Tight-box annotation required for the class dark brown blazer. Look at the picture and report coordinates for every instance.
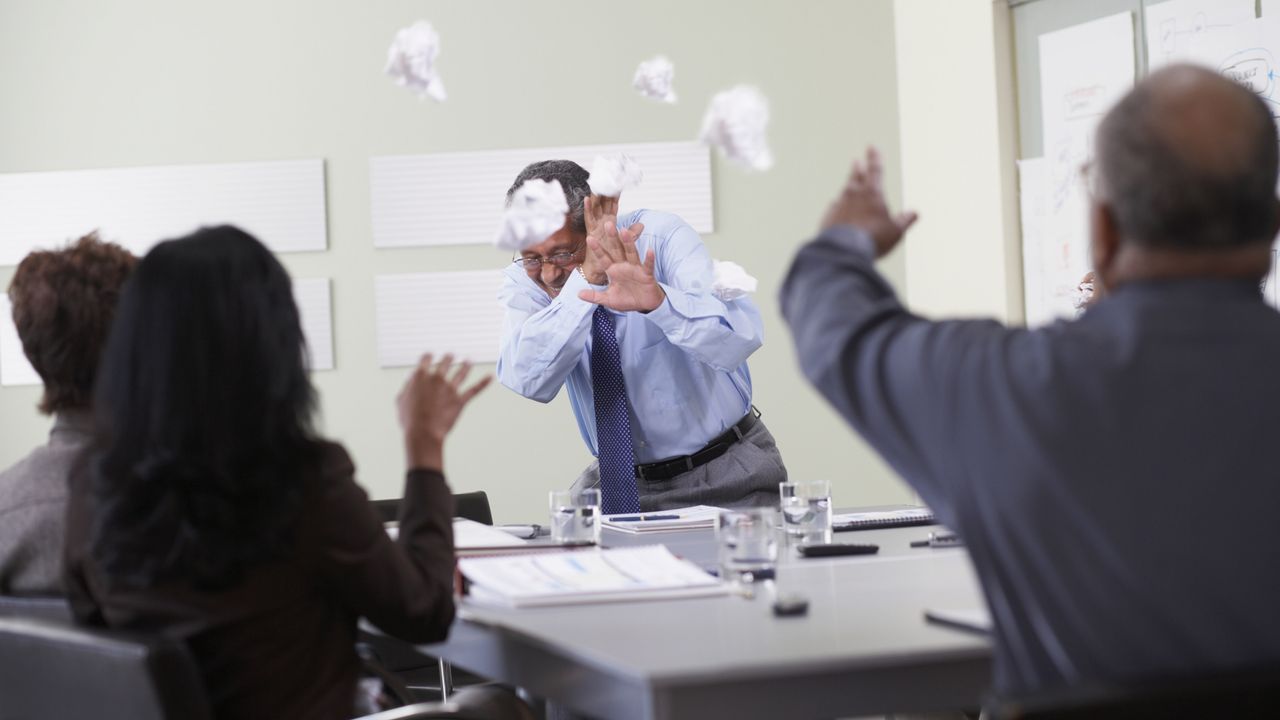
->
[64,441,455,720]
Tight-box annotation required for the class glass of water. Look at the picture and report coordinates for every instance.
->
[779,479,833,546]
[549,488,601,545]
[716,507,779,584]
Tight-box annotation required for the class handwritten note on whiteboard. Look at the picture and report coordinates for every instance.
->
[1036,12,1135,322]
[1145,0,1255,70]
[375,270,506,366]
[292,278,335,372]
[0,296,41,387]
[370,141,712,248]
[0,159,328,266]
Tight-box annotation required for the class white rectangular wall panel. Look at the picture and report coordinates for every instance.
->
[0,296,41,387]
[375,270,505,366]
[0,159,328,266]
[293,277,335,372]
[371,141,713,248]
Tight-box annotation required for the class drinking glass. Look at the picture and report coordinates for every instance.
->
[779,479,833,545]
[716,507,778,584]
[549,488,601,544]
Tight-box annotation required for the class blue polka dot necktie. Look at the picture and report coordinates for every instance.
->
[591,306,642,515]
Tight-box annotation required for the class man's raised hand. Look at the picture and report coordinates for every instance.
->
[577,221,664,313]
[821,146,919,258]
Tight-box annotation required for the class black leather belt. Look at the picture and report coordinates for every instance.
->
[634,406,762,481]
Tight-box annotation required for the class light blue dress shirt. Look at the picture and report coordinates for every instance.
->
[497,209,764,464]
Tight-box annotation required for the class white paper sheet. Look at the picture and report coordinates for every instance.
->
[1181,16,1280,121]
[1036,13,1135,322]
[0,295,41,387]
[370,141,712,248]
[292,278,334,372]
[375,270,505,367]
[1145,0,1256,70]
[1018,158,1054,327]
[0,159,328,267]
[454,518,529,548]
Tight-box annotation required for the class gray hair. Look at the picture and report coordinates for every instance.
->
[506,160,592,234]
[1096,66,1279,249]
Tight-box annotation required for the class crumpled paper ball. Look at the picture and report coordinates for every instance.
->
[588,154,644,197]
[494,179,569,252]
[700,85,773,171]
[385,21,448,102]
[633,56,677,103]
[711,260,758,301]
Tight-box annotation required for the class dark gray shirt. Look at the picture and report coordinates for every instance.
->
[0,411,93,594]
[781,225,1280,694]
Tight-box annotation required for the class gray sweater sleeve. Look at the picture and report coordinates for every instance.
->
[779,225,1010,524]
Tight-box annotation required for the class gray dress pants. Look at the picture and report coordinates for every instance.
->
[570,418,787,510]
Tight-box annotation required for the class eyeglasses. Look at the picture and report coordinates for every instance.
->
[512,246,583,270]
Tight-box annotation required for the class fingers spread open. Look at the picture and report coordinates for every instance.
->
[461,375,493,403]
[435,353,455,379]
[450,360,472,389]
[867,146,883,188]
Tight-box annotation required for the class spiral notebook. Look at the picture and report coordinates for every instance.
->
[832,507,936,532]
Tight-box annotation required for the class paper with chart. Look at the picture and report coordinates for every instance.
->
[292,278,335,372]
[1181,16,1280,307]
[0,159,328,267]
[1034,13,1135,322]
[0,295,41,387]
[1018,158,1052,326]
[1145,0,1256,70]
[374,269,506,366]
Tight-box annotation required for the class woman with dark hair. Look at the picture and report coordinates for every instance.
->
[64,225,489,720]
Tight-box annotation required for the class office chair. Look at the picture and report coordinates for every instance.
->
[987,662,1280,719]
[0,593,73,622]
[0,616,534,720]
[372,490,494,526]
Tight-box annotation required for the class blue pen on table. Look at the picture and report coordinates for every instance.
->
[611,514,681,522]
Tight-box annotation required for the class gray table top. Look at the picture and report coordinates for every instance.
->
[425,521,993,718]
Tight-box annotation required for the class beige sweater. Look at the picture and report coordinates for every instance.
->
[0,411,92,594]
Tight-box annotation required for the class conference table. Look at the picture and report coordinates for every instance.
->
[422,518,993,720]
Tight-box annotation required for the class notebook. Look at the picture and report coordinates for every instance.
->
[459,545,727,607]
[832,507,936,532]
[601,505,722,534]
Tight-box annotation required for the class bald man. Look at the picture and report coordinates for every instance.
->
[782,65,1280,696]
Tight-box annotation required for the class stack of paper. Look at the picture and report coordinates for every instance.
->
[459,545,726,608]
[832,507,936,532]
[601,505,722,534]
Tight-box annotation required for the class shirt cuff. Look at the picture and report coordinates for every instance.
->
[640,283,687,332]
[822,224,878,258]
[556,269,605,313]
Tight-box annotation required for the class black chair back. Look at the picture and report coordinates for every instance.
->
[0,594,73,623]
[373,491,494,526]
[0,616,212,720]
[989,662,1280,719]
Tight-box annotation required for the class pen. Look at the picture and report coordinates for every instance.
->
[611,514,681,522]
[910,532,962,548]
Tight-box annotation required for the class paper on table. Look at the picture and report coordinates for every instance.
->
[494,178,568,252]
[1145,0,1255,70]
[0,295,40,387]
[588,154,644,197]
[375,270,505,367]
[711,260,757,301]
[1037,13,1135,322]
[0,159,328,267]
[601,504,722,533]
[454,518,529,548]
[370,141,712,248]
[633,55,677,103]
[460,545,724,607]
[385,20,447,102]
[292,278,334,372]
[699,85,773,171]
